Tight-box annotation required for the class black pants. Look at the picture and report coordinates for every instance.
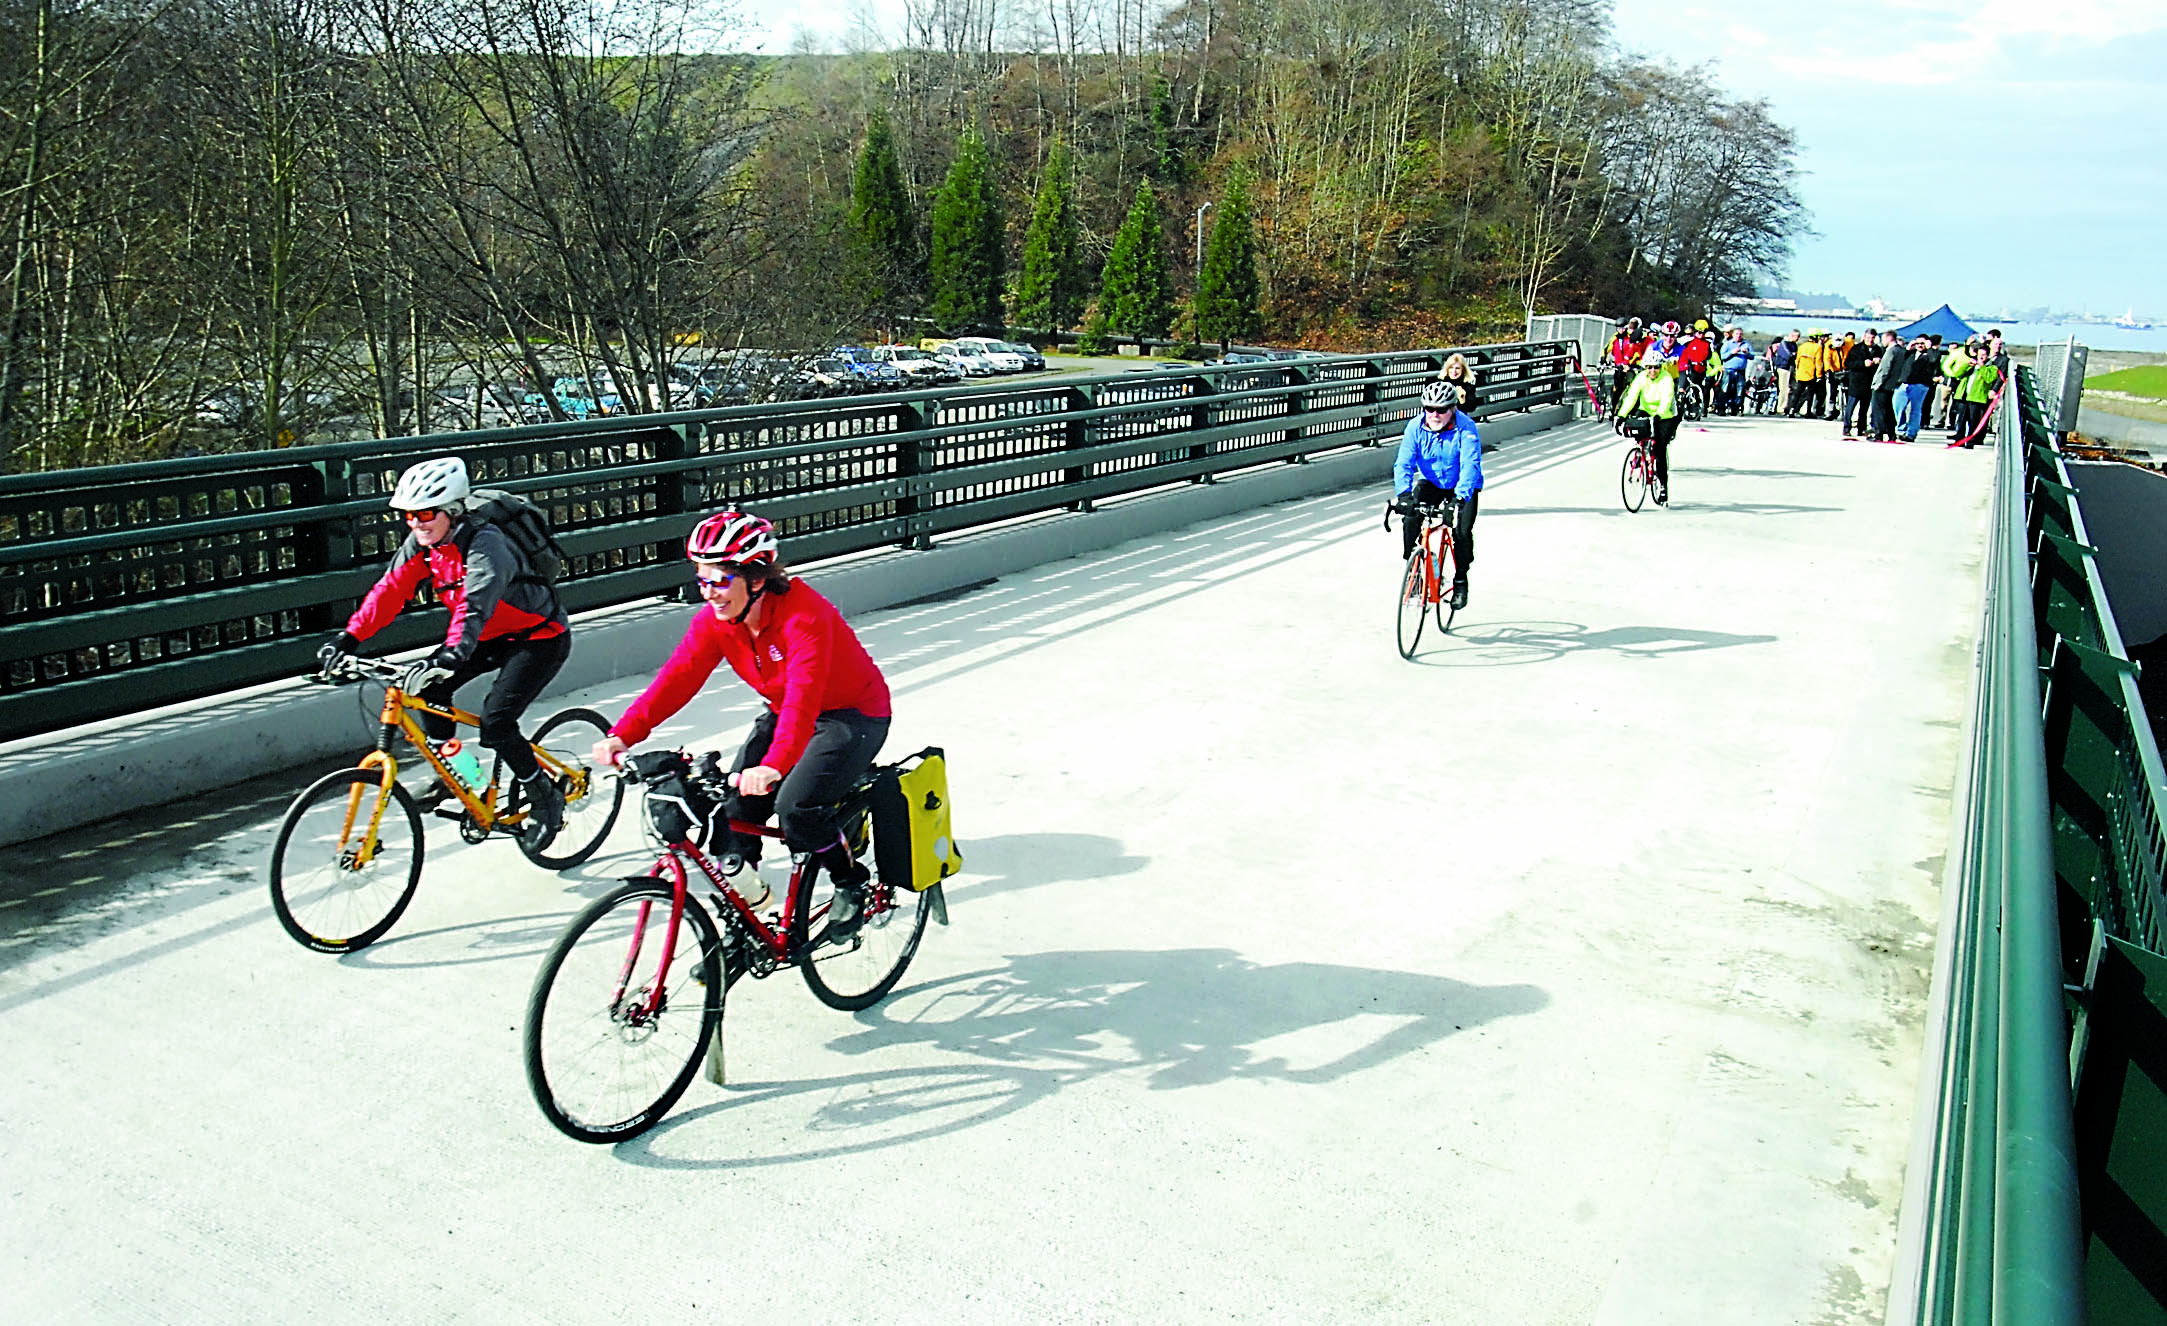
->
[728,707,891,858]
[1650,415,1678,488]
[1401,480,1478,585]
[1611,367,1632,412]
[1841,384,1871,435]
[1870,387,1897,439]
[417,630,571,779]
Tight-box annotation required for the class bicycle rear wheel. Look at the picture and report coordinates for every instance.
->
[524,879,722,1143]
[515,706,625,870]
[1395,548,1429,659]
[269,768,424,953]
[1621,445,1648,512]
[795,855,930,1012]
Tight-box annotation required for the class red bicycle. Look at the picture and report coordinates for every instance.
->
[1388,498,1458,657]
[522,749,945,1143]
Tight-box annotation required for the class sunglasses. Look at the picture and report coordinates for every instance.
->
[402,507,444,523]
[1422,406,1454,416]
[694,569,743,593]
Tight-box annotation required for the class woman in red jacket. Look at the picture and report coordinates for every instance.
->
[593,510,891,917]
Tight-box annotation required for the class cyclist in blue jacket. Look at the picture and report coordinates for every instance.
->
[1393,380,1484,610]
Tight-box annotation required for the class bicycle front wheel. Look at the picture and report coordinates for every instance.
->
[1435,536,1458,633]
[524,879,722,1143]
[1395,548,1429,659]
[1621,445,1648,512]
[795,857,931,1012]
[517,706,625,870]
[269,768,425,953]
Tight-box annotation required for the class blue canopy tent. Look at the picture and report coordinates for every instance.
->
[1892,304,1976,343]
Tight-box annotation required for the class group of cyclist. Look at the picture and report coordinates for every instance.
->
[317,457,891,921]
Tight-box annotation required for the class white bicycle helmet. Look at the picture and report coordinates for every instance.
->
[389,456,471,512]
[1419,381,1458,412]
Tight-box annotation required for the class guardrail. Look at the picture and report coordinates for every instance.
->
[0,341,1575,739]
[1894,357,2167,1323]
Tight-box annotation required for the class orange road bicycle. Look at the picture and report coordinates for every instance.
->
[267,654,625,952]
[1387,498,1458,658]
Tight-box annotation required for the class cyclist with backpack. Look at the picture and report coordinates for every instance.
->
[318,456,570,846]
[591,511,893,936]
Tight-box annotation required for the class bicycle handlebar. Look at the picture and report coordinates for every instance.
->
[313,654,408,687]
[1383,497,1455,532]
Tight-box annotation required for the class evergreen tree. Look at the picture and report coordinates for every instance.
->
[1195,169,1262,345]
[1097,180,1173,339]
[927,130,1005,333]
[1014,141,1082,331]
[848,113,919,308]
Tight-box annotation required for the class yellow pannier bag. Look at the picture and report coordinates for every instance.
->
[870,747,962,892]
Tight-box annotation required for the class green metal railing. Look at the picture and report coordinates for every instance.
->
[1898,361,2167,1324]
[0,342,1575,738]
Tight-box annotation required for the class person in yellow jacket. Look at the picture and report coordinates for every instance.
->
[1940,342,1974,436]
[1616,348,1680,505]
[1787,333,1823,418]
[1953,344,2000,446]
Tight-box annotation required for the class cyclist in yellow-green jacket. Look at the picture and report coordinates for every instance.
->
[1615,348,1680,505]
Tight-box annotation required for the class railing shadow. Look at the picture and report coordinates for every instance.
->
[616,947,1547,1169]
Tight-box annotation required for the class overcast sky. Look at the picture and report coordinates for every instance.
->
[727,0,2167,318]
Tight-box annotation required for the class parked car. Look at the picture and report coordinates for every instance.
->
[870,344,961,385]
[927,340,997,377]
[951,336,1028,373]
[995,340,1046,371]
[826,350,908,392]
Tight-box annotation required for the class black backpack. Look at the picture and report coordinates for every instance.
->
[465,487,568,587]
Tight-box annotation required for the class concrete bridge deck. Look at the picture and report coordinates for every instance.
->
[0,413,1992,1324]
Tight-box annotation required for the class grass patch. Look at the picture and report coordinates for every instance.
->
[2085,365,2167,400]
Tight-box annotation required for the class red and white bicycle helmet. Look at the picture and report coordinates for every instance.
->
[685,509,779,566]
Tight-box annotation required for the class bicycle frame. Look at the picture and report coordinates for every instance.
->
[346,674,586,834]
[1416,510,1455,605]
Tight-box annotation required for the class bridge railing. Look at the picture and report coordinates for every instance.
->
[0,342,1574,739]
[1895,357,2167,1323]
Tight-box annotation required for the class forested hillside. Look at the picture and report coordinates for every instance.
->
[0,0,1802,469]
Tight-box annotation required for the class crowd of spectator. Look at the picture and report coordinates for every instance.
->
[1600,319,2011,446]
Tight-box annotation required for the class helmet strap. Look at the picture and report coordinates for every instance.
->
[730,579,767,626]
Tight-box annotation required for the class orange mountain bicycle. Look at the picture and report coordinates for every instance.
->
[267,654,625,952]
[1388,497,1458,657]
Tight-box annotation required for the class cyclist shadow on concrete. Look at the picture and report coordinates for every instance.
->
[619,949,1545,1170]
[846,949,1546,1089]
[947,832,1148,900]
[1412,619,1778,668]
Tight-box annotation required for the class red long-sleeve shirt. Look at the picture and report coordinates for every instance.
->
[611,581,891,774]
[345,523,565,659]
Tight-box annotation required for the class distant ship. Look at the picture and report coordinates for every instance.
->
[2115,308,2154,329]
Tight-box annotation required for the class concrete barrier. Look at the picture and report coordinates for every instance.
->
[0,405,1570,846]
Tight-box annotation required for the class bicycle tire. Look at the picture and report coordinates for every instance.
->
[1435,535,1458,633]
[515,707,625,870]
[1395,547,1429,659]
[524,879,722,1143]
[1621,446,1648,513]
[269,767,425,953]
[794,853,930,1012]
